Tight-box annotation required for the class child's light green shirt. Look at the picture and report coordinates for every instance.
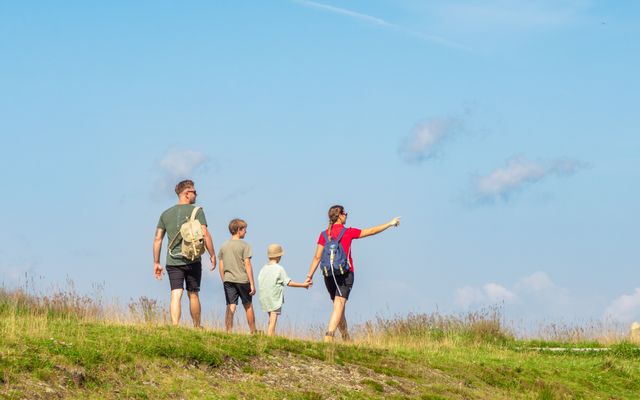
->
[258,262,291,312]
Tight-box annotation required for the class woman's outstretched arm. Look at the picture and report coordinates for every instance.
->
[358,217,401,238]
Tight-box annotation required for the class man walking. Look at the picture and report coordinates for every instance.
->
[153,179,216,327]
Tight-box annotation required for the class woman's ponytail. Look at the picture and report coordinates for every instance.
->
[327,205,344,239]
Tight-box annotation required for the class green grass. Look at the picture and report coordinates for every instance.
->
[1,288,639,399]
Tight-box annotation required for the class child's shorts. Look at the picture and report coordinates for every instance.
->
[224,282,252,305]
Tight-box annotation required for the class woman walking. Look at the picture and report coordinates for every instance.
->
[305,205,400,342]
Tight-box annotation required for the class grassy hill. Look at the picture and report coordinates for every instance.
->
[1,288,639,399]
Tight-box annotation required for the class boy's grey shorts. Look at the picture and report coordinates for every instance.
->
[224,281,252,305]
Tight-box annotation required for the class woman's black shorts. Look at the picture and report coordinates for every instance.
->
[324,271,354,300]
[166,262,202,292]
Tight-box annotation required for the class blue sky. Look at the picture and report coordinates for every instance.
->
[1,1,638,333]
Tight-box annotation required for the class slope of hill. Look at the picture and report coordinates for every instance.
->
[1,289,639,399]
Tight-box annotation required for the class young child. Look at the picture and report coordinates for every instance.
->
[258,243,310,336]
[218,218,257,334]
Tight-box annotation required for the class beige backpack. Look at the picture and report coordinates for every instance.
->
[168,206,206,262]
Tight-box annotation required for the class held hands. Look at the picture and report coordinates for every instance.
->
[388,216,401,228]
[304,275,313,289]
[154,263,164,280]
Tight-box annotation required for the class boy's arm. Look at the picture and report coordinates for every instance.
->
[288,281,311,289]
[358,217,401,238]
[218,259,225,282]
[244,258,256,295]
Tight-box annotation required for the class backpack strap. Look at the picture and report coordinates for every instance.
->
[167,231,181,257]
[189,206,201,222]
[321,231,329,242]
[336,227,347,242]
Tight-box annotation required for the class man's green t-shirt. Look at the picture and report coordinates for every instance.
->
[157,204,207,266]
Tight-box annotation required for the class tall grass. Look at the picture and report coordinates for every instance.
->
[354,306,513,350]
[0,285,634,346]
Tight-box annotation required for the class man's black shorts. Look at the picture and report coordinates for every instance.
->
[166,262,202,292]
[324,271,354,300]
[224,281,253,305]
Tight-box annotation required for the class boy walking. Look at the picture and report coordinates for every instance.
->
[218,219,256,333]
[258,244,310,336]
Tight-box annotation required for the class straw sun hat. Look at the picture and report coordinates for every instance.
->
[267,243,284,258]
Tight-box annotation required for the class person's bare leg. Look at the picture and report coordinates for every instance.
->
[338,313,350,341]
[244,303,257,333]
[225,304,237,333]
[325,296,347,342]
[187,291,201,328]
[267,312,278,336]
[170,289,184,326]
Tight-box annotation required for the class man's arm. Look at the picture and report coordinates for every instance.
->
[201,225,216,271]
[244,258,256,295]
[153,228,166,280]
[358,217,401,238]
[304,244,324,285]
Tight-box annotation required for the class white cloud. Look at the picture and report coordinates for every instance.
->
[159,148,207,179]
[484,282,517,303]
[473,155,586,201]
[455,271,574,314]
[398,118,461,164]
[515,271,554,292]
[454,286,485,308]
[154,148,209,198]
[454,283,516,308]
[604,289,640,323]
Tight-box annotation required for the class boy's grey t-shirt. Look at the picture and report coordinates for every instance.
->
[157,204,207,266]
[218,240,252,283]
[258,263,291,312]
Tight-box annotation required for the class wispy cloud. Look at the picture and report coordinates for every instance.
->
[473,155,586,201]
[292,0,468,50]
[294,0,389,26]
[515,271,554,292]
[398,117,462,164]
[455,283,517,308]
[605,289,640,324]
[153,148,209,198]
[455,271,570,310]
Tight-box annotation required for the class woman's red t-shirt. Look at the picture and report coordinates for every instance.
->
[317,224,362,272]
